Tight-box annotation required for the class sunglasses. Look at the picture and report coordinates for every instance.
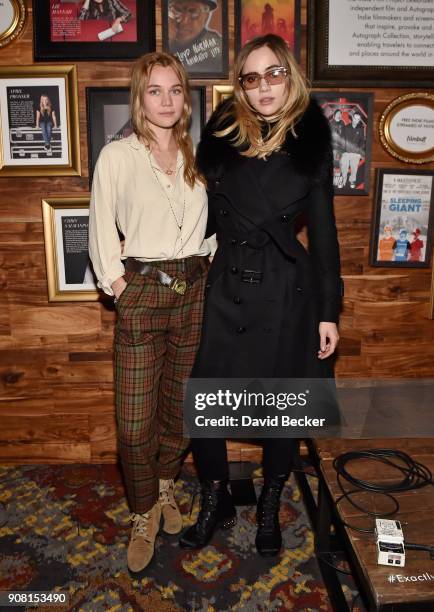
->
[238,66,288,90]
[168,5,210,20]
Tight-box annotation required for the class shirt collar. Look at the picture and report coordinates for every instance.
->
[127,133,184,169]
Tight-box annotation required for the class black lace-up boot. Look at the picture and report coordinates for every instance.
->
[179,480,237,549]
[255,474,287,557]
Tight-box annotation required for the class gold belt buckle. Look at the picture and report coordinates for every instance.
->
[170,278,187,295]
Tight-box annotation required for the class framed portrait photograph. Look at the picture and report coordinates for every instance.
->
[312,92,374,195]
[235,0,300,57]
[0,0,26,48]
[308,0,434,87]
[379,93,434,165]
[0,65,81,177]
[162,0,229,78]
[33,0,155,61]
[42,196,100,302]
[86,85,206,185]
[370,169,434,268]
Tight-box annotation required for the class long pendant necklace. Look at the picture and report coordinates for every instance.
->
[147,147,186,257]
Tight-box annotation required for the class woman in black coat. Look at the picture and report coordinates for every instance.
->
[180,34,343,556]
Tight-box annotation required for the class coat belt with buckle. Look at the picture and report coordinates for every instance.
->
[124,258,203,295]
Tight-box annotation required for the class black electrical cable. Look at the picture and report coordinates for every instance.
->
[331,449,434,556]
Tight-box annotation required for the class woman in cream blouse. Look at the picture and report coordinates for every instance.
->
[89,52,213,577]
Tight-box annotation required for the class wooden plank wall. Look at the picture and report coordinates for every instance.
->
[0,0,433,464]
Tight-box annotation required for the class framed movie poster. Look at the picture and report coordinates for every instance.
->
[0,0,26,48]
[42,197,100,302]
[312,92,374,195]
[0,65,81,177]
[308,0,434,87]
[370,169,434,268]
[86,85,206,185]
[162,0,229,78]
[235,0,300,57]
[33,0,155,61]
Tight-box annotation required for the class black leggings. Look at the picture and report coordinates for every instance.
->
[191,437,299,481]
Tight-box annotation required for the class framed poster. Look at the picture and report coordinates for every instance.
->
[312,92,374,195]
[308,0,434,87]
[0,65,80,177]
[379,93,434,165]
[0,0,26,48]
[33,0,155,61]
[370,169,434,268]
[235,0,300,58]
[162,0,229,78]
[42,196,100,302]
[86,85,206,185]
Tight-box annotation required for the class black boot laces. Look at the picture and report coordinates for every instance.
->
[258,483,283,532]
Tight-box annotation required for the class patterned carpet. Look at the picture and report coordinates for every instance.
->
[0,463,363,611]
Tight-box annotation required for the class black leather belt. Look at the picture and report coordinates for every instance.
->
[124,258,205,295]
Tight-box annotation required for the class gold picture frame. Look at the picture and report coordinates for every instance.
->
[212,85,233,111]
[0,0,26,48]
[0,65,81,176]
[42,197,100,302]
[379,93,434,165]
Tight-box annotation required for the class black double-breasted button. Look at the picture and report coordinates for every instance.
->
[236,326,246,333]
[296,286,303,292]
[233,296,242,304]
[263,327,272,333]
[230,266,239,274]
[220,209,229,217]
[230,239,237,246]
[281,215,289,222]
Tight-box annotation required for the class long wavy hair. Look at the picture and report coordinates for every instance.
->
[215,34,310,159]
[130,52,199,188]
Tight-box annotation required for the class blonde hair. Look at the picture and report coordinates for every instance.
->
[216,34,310,159]
[130,51,199,188]
[39,95,52,113]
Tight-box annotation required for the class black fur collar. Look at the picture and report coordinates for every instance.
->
[196,97,332,185]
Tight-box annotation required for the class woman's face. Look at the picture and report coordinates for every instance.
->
[241,45,288,118]
[142,65,185,130]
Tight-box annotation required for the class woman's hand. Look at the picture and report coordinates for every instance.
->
[112,275,127,300]
[112,17,124,32]
[318,322,339,359]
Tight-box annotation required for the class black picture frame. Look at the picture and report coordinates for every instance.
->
[370,169,434,268]
[235,0,301,58]
[161,0,229,79]
[86,87,132,185]
[312,92,374,196]
[190,86,206,151]
[33,0,155,62]
[86,85,206,186]
[308,0,434,88]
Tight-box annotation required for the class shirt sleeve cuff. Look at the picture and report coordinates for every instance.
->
[97,263,126,296]
[206,234,218,256]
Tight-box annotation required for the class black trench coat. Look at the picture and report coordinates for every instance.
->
[192,98,343,380]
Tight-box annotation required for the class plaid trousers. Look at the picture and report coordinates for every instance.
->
[114,256,208,514]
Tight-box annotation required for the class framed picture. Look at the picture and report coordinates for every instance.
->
[86,85,206,185]
[235,0,300,58]
[370,169,434,268]
[0,65,81,177]
[379,93,434,165]
[162,0,229,78]
[33,0,155,61]
[312,92,374,195]
[86,87,132,184]
[0,0,26,48]
[308,0,434,87]
[42,196,100,302]
[212,84,233,111]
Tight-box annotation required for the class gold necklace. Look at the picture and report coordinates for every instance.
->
[146,147,186,256]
